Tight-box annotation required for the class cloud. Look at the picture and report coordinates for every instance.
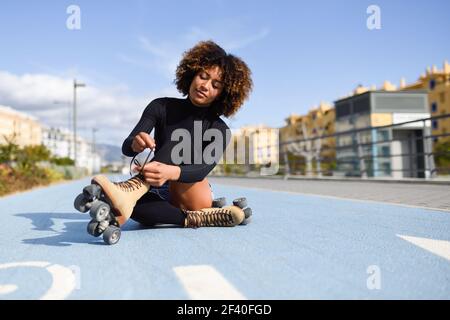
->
[117,23,269,78]
[0,70,178,146]
[224,27,270,50]
[116,37,182,80]
[137,36,168,58]
[183,24,270,51]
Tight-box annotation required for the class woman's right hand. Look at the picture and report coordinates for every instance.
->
[131,132,156,153]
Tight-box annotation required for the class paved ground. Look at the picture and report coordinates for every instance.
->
[0,175,449,299]
[209,176,450,212]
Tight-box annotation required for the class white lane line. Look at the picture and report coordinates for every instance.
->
[397,234,450,262]
[173,265,246,300]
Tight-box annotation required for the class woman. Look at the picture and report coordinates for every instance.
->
[91,40,253,228]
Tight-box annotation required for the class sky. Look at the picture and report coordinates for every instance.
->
[0,0,449,146]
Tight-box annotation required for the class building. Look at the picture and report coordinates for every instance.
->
[232,125,279,167]
[0,105,42,147]
[0,105,101,174]
[400,60,450,143]
[280,102,335,145]
[41,126,73,159]
[279,102,336,175]
[334,90,432,178]
[42,126,101,174]
[214,125,279,175]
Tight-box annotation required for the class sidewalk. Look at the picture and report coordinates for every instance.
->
[209,175,450,212]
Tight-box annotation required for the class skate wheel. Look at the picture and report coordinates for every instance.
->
[243,207,252,219]
[87,219,102,237]
[90,201,111,222]
[83,184,102,201]
[74,193,90,212]
[212,197,226,208]
[103,226,121,245]
[240,216,252,225]
[233,197,247,209]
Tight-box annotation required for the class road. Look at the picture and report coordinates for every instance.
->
[0,175,449,299]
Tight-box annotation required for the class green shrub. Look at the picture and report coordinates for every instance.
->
[434,140,450,164]
[0,140,69,196]
[50,157,75,166]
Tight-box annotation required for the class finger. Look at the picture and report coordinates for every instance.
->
[132,142,144,153]
[144,172,162,180]
[135,135,147,148]
[140,132,156,149]
[131,141,145,152]
[143,162,161,173]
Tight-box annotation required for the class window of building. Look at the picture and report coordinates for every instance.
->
[381,146,390,157]
[377,130,390,142]
[336,102,351,118]
[432,120,438,130]
[381,162,391,175]
[429,79,436,90]
[349,117,355,125]
[353,95,371,114]
[431,102,438,113]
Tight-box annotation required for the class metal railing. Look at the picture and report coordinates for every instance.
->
[283,113,450,178]
[217,113,450,179]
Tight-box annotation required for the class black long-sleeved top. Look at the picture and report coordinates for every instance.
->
[122,97,230,183]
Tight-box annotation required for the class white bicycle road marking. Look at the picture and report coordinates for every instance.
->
[397,235,450,262]
[0,261,76,300]
[0,285,18,295]
[173,265,246,300]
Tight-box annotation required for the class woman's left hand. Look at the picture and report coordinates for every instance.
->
[136,161,181,186]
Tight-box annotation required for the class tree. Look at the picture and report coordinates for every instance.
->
[284,122,325,176]
[434,139,450,174]
[0,135,20,164]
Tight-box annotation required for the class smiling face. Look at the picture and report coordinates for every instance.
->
[188,65,224,107]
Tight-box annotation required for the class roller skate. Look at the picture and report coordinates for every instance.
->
[211,196,252,225]
[74,173,151,245]
[182,205,245,228]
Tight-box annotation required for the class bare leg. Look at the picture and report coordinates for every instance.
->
[169,178,213,211]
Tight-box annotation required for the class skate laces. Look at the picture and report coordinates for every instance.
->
[114,175,146,192]
[184,208,234,228]
[129,149,153,177]
[112,149,154,192]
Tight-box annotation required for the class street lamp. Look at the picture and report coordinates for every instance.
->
[73,79,86,166]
